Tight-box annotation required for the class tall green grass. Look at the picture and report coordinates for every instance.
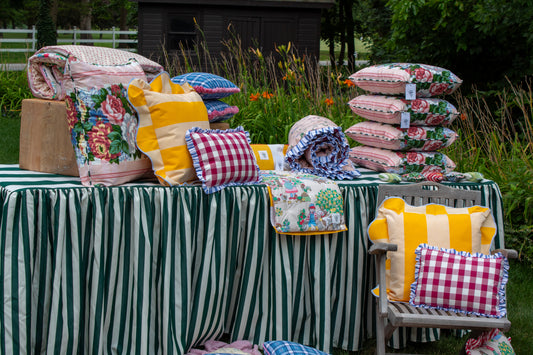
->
[445,81,533,263]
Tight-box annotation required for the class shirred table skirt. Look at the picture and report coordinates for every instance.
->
[0,165,505,354]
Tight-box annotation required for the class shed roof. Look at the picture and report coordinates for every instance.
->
[133,0,335,8]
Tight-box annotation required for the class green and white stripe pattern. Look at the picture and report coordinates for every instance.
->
[0,165,505,354]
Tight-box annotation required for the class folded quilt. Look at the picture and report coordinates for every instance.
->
[261,170,347,235]
[27,45,164,100]
[285,115,360,180]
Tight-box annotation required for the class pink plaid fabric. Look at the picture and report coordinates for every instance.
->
[410,244,508,318]
[186,127,260,193]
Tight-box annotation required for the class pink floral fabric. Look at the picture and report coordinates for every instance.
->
[347,95,459,126]
[66,84,152,186]
[27,45,164,100]
[349,146,456,174]
[349,63,462,97]
[345,121,457,151]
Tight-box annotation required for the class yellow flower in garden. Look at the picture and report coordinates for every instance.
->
[325,98,334,106]
[262,91,273,99]
[250,93,260,101]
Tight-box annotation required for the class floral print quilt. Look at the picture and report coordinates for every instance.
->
[260,170,347,235]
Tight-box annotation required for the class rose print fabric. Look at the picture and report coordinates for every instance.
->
[349,146,456,175]
[349,63,462,97]
[260,170,347,235]
[65,83,153,186]
[345,121,458,151]
[348,95,459,126]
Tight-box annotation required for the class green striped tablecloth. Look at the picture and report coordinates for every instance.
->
[0,165,505,354]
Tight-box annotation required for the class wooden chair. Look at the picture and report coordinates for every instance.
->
[369,181,518,355]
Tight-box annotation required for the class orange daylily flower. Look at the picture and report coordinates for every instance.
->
[343,79,355,87]
[262,91,274,99]
[324,98,334,106]
[250,93,260,101]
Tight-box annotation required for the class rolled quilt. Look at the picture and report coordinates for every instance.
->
[285,115,360,180]
[27,45,164,100]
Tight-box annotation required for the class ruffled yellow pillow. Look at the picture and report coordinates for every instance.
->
[368,197,496,302]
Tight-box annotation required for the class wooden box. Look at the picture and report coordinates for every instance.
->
[19,99,232,177]
[19,99,79,176]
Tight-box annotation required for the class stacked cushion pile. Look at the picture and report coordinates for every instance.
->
[171,72,240,123]
[346,63,462,182]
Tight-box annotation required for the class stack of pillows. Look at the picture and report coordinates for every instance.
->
[345,63,463,182]
[171,72,240,123]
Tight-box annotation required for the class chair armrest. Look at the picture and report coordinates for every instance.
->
[492,248,519,259]
[369,242,398,255]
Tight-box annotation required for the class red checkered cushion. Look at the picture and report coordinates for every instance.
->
[410,244,509,318]
[185,126,261,193]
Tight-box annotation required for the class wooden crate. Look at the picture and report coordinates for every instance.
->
[19,99,79,176]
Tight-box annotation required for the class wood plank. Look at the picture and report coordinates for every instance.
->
[19,99,79,176]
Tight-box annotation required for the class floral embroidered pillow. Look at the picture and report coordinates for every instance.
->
[345,121,458,151]
[349,63,462,97]
[347,95,459,126]
[65,83,152,186]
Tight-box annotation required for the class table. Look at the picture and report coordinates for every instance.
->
[0,164,505,354]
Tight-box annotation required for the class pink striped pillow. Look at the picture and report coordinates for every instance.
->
[349,146,456,174]
[345,121,457,151]
[347,95,459,126]
[64,58,147,96]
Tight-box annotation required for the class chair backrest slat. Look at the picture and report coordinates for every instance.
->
[377,181,481,208]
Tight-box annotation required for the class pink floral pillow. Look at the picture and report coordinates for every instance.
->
[66,84,153,186]
[185,126,261,193]
[349,145,456,174]
[411,244,509,318]
[345,121,457,151]
[347,95,459,126]
[349,63,462,97]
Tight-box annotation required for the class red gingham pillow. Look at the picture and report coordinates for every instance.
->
[185,126,261,193]
[410,244,509,318]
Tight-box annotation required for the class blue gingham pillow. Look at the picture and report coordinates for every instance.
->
[204,100,239,122]
[171,72,240,99]
[263,341,330,355]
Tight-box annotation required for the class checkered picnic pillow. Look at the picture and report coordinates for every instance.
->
[263,341,330,355]
[185,126,260,193]
[410,244,509,318]
[171,72,240,99]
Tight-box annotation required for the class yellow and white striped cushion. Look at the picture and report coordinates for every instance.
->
[368,197,496,302]
[128,72,210,186]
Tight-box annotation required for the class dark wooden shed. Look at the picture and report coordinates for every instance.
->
[133,0,334,63]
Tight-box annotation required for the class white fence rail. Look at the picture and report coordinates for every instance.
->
[0,26,137,54]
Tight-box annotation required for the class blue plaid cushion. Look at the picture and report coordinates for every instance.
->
[263,341,330,355]
[204,100,239,122]
[171,72,240,99]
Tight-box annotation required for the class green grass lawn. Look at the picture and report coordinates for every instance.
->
[0,113,21,163]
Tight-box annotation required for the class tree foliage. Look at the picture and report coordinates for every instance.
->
[377,0,533,89]
[36,0,57,48]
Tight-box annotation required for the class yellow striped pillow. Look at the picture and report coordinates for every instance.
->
[127,72,210,185]
[368,197,496,302]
